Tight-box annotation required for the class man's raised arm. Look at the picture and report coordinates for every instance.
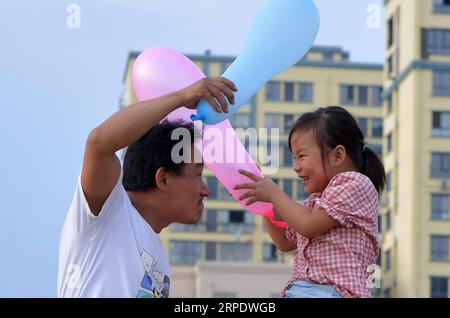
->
[81,77,237,215]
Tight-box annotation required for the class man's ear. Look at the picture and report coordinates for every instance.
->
[155,167,168,191]
[332,145,346,166]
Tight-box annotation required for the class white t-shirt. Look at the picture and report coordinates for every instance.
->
[58,172,170,298]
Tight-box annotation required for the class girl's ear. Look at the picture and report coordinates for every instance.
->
[332,145,346,166]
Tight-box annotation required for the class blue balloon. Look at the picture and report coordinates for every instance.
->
[191,0,320,124]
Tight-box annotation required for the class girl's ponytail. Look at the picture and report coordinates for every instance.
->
[361,146,386,195]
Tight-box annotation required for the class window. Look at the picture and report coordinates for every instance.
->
[434,0,450,13]
[266,81,280,101]
[169,222,206,232]
[217,182,232,200]
[431,277,448,298]
[432,194,450,220]
[371,86,383,106]
[229,210,245,223]
[299,83,313,103]
[340,85,355,105]
[220,242,253,262]
[283,179,293,197]
[378,215,382,233]
[219,62,227,75]
[424,29,450,56]
[387,56,393,76]
[385,249,391,271]
[376,249,382,266]
[217,210,253,233]
[297,181,308,200]
[206,242,216,261]
[230,113,250,129]
[387,96,393,114]
[169,240,202,265]
[433,71,450,96]
[265,113,280,129]
[206,209,217,232]
[261,138,278,168]
[387,17,394,48]
[358,118,368,137]
[207,176,218,199]
[387,132,393,154]
[263,243,277,262]
[372,118,383,138]
[432,111,450,136]
[385,210,391,231]
[431,152,450,178]
[283,114,294,134]
[359,86,368,106]
[323,52,333,61]
[284,82,294,102]
[431,235,449,261]
[386,171,392,192]
[368,144,383,158]
[283,144,293,167]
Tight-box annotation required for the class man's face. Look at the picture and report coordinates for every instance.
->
[166,162,210,224]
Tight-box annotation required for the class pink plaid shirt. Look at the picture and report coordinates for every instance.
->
[282,171,379,298]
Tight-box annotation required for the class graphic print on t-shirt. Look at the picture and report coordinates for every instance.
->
[136,249,170,298]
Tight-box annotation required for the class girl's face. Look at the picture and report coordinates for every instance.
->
[290,130,332,194]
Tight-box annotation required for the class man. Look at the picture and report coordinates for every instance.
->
[58,77,237,297]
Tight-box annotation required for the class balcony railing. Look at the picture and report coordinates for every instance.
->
[169,222,254,234]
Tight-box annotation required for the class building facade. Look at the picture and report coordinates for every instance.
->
[380,0,450,298]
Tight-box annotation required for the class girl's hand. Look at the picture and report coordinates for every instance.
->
[233,169,282,206]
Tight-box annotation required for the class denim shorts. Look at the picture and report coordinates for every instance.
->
[284,280,344,298]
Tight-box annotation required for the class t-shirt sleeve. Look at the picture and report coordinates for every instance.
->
[285,225,297,242]
[64,171,125,236]
[313,174,377,230]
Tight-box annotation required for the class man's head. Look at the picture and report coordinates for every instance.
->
[123,120,210,225]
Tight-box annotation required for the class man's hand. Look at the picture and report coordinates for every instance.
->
[233,169,282,206]
[180,77,237,113]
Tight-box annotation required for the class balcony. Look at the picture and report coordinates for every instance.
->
[169,222,254,234]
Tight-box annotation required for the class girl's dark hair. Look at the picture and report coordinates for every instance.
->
[288,106,386,194]
[122,119,199,192]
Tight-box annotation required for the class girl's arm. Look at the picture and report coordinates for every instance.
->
[234,169,339,239]
[263,217,296,252]
[271,191,339,239]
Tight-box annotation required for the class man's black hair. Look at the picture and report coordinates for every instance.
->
[122,119,198,192]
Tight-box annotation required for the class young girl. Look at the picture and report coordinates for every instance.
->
[233,106,385,298]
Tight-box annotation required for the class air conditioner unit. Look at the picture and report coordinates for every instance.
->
[441,180,450,191]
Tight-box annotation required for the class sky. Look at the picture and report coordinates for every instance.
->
[0,0,384,297]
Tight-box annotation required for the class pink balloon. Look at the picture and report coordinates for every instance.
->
[132,47,286,229]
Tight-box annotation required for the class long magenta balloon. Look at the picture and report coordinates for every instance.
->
[132,47,286,228]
